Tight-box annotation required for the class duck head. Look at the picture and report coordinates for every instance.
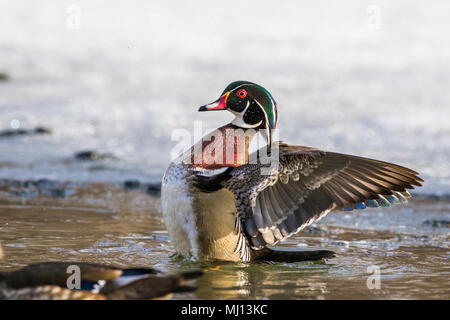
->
[199,81,277,148]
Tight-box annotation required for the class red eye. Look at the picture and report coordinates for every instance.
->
[236,89,247,98]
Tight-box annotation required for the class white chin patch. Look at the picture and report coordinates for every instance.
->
[193,167,229,176]
[231,116,262,128]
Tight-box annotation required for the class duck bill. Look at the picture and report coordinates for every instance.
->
[198,92,230,111]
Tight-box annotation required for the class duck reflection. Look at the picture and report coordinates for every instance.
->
[193,259,331,299]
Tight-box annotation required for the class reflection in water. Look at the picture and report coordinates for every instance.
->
[0,184,448,299]
[195,261,332,300]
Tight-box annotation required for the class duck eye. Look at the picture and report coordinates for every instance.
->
[236,89,247,98]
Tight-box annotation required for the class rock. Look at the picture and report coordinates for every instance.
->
[74,151,117,161]
[0,179,68,199]
[0,129,27,137]
[0,127,52,138]
[146,183,161,196]
[123,180,140,191]
[422,220,450,228]
[36,179,54,189]
[149,234,170,241]
[74,151,102,161]
[49,188,66,198]
[304,226,323,234]
[32,179,66,198]
[411,193,450,201]
[0,73,9,81]
[34,127,52,134]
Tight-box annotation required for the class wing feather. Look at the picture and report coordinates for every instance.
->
[266,187,285,221]
[223,142,423,255]
[252,198,266,232]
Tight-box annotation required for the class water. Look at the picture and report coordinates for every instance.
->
[0,0,449,299]
[0,184,448,299]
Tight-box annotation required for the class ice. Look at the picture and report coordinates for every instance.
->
[0,0,449,194]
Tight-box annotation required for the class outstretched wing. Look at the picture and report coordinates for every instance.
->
[223,142,423,259]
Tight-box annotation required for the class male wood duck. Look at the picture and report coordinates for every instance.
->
[0,261,202,300]
[162,80,423,262]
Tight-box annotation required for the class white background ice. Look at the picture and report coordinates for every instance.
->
[0,0,449,194]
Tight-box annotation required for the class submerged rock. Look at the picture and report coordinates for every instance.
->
[0,178,162,204]
[0,127,52,138]
[3,179,67,199]
[34,127,52,134]
[36,179,67,198]
[122,180,161,196]
[411,193,450,201]
[303,225,332,234]
[422,220,450,228]
[145,183,161,196]
[74,150,118,161]
[0,73,9,81]
[123,180,140,191]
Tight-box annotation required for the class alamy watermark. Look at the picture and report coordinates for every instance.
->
[366,5,381,30]
[66,264,81,289]
[66,5,82,30]
[366,265,381,290]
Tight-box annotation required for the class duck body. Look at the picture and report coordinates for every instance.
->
[0,261,202,300]
[162,170,241,261]
[162,123,249,261]
[162,81,423,263]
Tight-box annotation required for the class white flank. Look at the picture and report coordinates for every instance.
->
[161,175,199,259]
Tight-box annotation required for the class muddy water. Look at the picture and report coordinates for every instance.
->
[0,183,448,299]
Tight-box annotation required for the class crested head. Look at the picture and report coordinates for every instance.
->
[198,81,277,147]
[222,81,277,130]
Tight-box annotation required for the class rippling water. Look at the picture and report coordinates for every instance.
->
[0,0,449,299]
[0,184,448,299]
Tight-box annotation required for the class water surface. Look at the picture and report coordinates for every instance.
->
[0,184,448,299]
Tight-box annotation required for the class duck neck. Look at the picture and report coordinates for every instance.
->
[190,123,258,169]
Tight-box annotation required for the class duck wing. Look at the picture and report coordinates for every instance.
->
[212,141,423,260]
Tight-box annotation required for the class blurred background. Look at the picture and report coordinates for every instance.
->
[0,0,449,193]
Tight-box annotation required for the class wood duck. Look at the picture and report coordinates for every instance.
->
[0,261,202,300]
[162,80,423,262]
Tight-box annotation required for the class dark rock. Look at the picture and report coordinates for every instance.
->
[34,179,66,198]
[149,234,169,241]
[304,226,323,234]
[0,129,27,137]
[34,127,52,134]
[74,151,102,161]
[74,151,117,161]
[146,183,161,196]
[123,180,140,191]
[411,193,450,201]
[0,179,69,199]
[23,180,39,188]
[36,179,54,189]
[422,220,450,228]
[0,127,51,138]
[0,73,9,81]
[49,188,66,198]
